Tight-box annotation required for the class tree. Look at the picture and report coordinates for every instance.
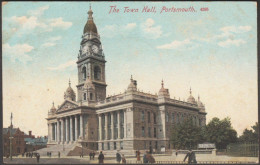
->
[205,117,237,149]
[239,122,259,143]
[171,117,205,149]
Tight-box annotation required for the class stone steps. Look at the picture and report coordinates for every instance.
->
[35,143,77,156]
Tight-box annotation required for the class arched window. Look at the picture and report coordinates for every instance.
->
[94,66,101,80]
[82,66,87,80]
[83,93,87,100]
[90,93,93,100]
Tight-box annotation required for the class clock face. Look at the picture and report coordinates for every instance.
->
[92,45,99,54]
[82,45,88,54]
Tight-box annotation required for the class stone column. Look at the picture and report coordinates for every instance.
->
[98,115,102,140]
[105,113,108,140]
[80,114,84,139]
[61,118,64,142]
[117,111,121,139]
[54,123,56,141]
[57,120,60,143]
[66,117,69,143]
[111,112,114,139]
[124,110,127,138]
[70,116,73,142]
[75,115,78,141]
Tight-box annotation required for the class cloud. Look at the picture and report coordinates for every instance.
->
[100,23,137,38]
[218,39,246,47]
[47,60,76,71]
[3,43,34,63]
[49,17,72,29]
[141,18,162,39]
[157,39,194,50]
[42,36,62,47]
[6,5,72,36]
[28,5,49,16]
[220,26,252,34]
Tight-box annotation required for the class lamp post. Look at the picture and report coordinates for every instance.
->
[9,112,13,161]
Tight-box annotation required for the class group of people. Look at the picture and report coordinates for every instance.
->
[89,151,96,160]
[24,152,38,158]
[142,151,155,164]
[116,151,126,164]
[47,152,52,157]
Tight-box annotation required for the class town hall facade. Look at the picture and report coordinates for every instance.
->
[46,7,207,154]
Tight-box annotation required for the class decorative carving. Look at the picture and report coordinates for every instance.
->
[59,102,78,111]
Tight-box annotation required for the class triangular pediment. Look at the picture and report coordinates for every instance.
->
[57,100,79,112]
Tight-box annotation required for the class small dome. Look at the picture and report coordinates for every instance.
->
[127,75,137,92]
[64,80,76,101]
[158,80,170,97]
[50,102,56,113]
[187,88,197,104]
[83,6,98,34]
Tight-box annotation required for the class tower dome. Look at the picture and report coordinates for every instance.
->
[127,75,137,92]
[50,102,56,114]
[187,88,197,104]
[158,80,170,98]
[64,79,76,101]
[83,5,98,34]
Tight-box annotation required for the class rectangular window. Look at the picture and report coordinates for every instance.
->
[120,141,123,149]
[102,143,104,150]
[142,127,145,137]
[148,127,151,137]
[107,142,110,150]
[114,142,117,150]
[154,128,156,138]
[171,113,175,124]
[153,113,156,124]
[148,112,150,123]
[141,111,145,122]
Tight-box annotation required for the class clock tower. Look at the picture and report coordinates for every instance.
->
[76,6,107,104]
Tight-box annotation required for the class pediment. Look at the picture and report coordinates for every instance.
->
[57,100,79,112]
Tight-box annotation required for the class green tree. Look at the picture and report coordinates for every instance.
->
[239,122,259,143]
[205,117,238,149]
[171,117,205,149]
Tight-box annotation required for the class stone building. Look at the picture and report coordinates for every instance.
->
[46,6,207,154]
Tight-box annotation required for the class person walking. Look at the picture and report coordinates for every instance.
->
[36,153,40,163]
[116,151,122,163]
[122,154,126,164]
[92,151,95,160]
[98,151,104,164]
[143,151,148,164]
[89,152,93,160]
[183,149,197,164]
[136,150,141,161]
[175,149,178,157]
[58,151,60,158]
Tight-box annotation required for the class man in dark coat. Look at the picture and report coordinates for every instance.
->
[36,153,40,163]
[92,151,95,160]
[116,151,121,163]
[143,151,148,164]
[98,151,104,164]
[89,152,93,160]
[183,149,197,164]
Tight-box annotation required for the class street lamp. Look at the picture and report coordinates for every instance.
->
[9,112,13,161]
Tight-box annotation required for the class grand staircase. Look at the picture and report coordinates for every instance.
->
[36,143,78,157]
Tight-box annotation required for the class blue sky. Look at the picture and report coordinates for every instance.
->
[2,2,257,136]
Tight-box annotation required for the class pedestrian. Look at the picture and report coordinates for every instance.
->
[143,151,148,164]
[89,152,93,160]
[36,153,40,163]
[116,150,121,163]
[147,152,155,164]
[183,149,197,164]
[98,151,104,164]
[92,151,95,160]
[136,150,141,161]
[175,149,178,157]
[50,152,52,158]
[58,151,60,158]
[122,154,126,164]
[135,150,138,157]
[79,152,82,158]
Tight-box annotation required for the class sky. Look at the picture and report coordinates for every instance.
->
[2,2,257,136]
